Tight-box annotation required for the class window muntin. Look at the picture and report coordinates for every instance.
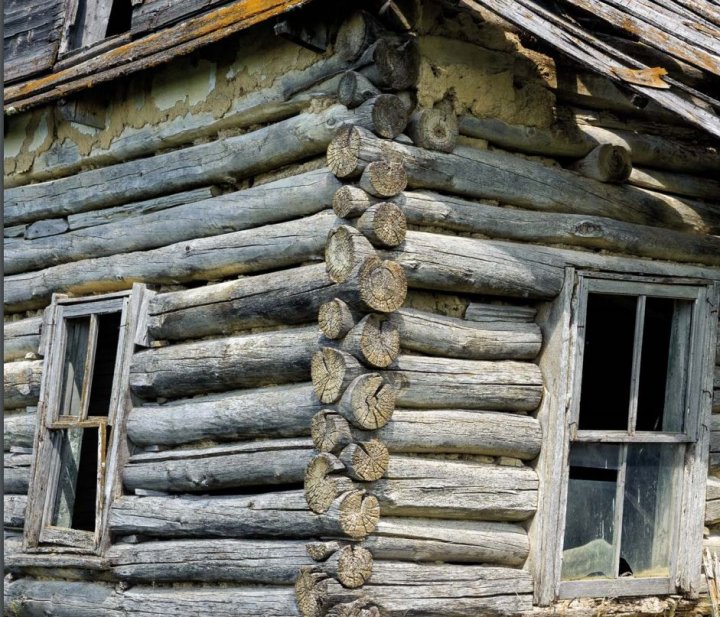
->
[556,275,714,599]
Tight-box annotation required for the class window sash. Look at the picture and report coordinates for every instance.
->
[530,270,718,604]
[569,279,699,440]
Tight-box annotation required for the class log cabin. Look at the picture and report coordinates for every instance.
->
[3,0,720,615]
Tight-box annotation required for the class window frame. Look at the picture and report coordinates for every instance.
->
[23,285,149,555]
[532,269,719,604]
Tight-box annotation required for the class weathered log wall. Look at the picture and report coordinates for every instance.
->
[4,2,720,616]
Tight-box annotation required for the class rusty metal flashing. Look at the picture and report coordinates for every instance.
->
[4,0,313,115]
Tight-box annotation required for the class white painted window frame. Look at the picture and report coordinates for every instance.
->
[531,269,719,604]
[23,285,148,555]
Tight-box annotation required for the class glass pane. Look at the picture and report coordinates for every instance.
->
[561,444,621,580]
[636,298,692,432]
[87,312,122,418]
[578,294,636,431]
[619,444,680,578]
[51,427,99,532]
[59,317,92,416]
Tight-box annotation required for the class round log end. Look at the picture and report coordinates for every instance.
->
[357,202,407,248]
[319,299,357,340]
[336,544,374,589]
[358,257,407,313]
[306,541,341,562]
[358,313,400,368]
[338,71,381,109]
[305,452,351,514]
[326,226,376,284]
[407,107,459,153]
[327,126,363,178]
[335,12,376,62]
[374,38,420,90]
[296,567,328,617]
[341,439,390,481]
[311,347,361,404]
[602,144,633,183]
[332,186,378,219]
[311,410,353,453]
[343,373,395,430]
[338,490,380,538]
[328,600,384,617]
[368,94,409,139]
[360,160,407,198]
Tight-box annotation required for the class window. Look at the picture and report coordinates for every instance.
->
[23,286,148,553]
[60,0,133,54]
[533,272,718,603]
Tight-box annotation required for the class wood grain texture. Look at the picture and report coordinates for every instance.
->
[390,307,542,360]
[3,411,36,451]
[4,494,27,528]
[108,539,314,584]
[328,126,720,234]
[5,210,335,312]
[3,578,301,616]
[393,189,720,266]
[109,489,373,539]
[383,354,543,412]
[3,360,43,410]
[129,326,319,399]
[126,383,322,447]
[370,455,538,521]
[5,105,354,226]
[368,517,528,566]
[123,438,314,493]
[5,170,341,274]
[4,317,42,362]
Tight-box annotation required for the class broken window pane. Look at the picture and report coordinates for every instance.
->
[86,312,122,418]
[51,427,100,532]
[636,298,692,432]
[59,317,92,416]
[620,444,680,578]
[561,444,621,580]
[578,294,637,431]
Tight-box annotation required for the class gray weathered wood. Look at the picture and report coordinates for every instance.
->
[327,126,720,234]
[359,37,420,90]
[109,489,376,540]
[24,218,69,240]
[3,579,301,617]
[4,360,43,410]
[337,228,565,299]
[5,105,362,227]
[5,211,335,312]
[147,264,329,341]
[392,189,720,266]
[383,355,543,412]
[4,451,32,494]
[707,477,720,526]
[332,313,400,368]
[458,114,720,174]
[126,383,322,447]
[5,170,341,274]
[336,373,396,430]
[316,409,542,460]
[129,326,320,399]
[297,563,533,617]
[390,307,542,360]
[108,539,314,584]
[122,438,314,493]
[369,455,538,521]
[569,144,632,183]
[629,167,720,201]
[337,71,381,108]
[4,494,27,528]
[368,517,529,566]
[465,302,537,323]
[3,411,36,451]
[4,317,42,362]
[66,187,217,230]
[406,107,459,153]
